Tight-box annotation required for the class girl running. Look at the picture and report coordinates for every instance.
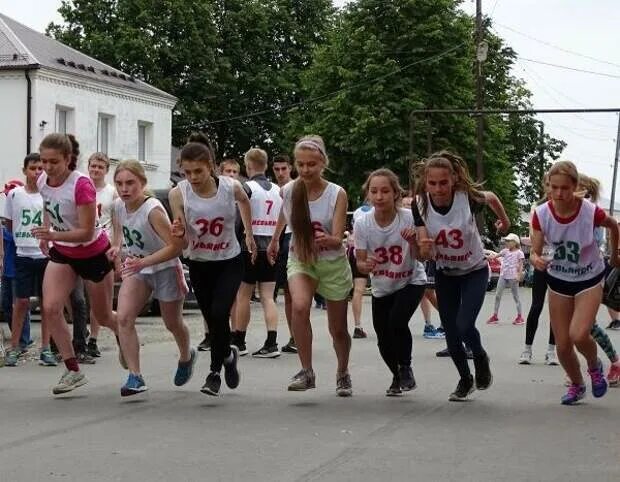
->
[487,233,525,325]
[267,135,353,396]
[111,160,194,397]
[354,169,426,396]
[32,133,121,395]
[412,151,510,401]
[169,133,256,396]
[530,161,619,404]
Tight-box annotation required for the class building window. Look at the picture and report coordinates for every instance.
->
[55,106,73,134]
[137,122,152,162]
[97,115,112,154]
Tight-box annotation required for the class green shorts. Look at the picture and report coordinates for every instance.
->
[287,255,353,301]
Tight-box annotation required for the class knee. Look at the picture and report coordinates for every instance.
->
[117,314,134,331]
[330,323,350,341]
[569,327,592,346]
[43,299,64,319]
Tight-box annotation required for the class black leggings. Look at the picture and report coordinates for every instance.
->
[371,284,425,376]
[525,269,555,346]
[435,267,488,379]
[188,255,243,372]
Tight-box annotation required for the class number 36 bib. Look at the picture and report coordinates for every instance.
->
[535,199,604,282]
[423,191,485,272]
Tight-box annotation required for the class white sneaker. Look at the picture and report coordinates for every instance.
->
[52,370,88,395]
[545,350,559,366]
[518,350,532,365]
[0,327,5,367]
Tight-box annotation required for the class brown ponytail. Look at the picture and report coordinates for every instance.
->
[39,133,79,170]
[290,179,317,264]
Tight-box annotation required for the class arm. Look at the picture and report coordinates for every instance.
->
[234,181,257,262]
[601,215,620,267]
[122,208,184,276]
[482,191,510,233]
[355,249,377,275]
[168,187,189,249]
[32,203,97,243]
[267,208,286,265]
[315,188,348,250]
[530,227,547,271]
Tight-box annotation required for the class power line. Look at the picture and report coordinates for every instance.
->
[495,22,620,70]
[518,57,620,80]
[198,41,468,126]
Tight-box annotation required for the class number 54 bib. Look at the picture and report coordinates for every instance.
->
[423,191,485,271]
[535,200,604,282]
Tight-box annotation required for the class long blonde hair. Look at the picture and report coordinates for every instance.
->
[412,150,484,218]
[289,135,329,264]
[578,173,601,203]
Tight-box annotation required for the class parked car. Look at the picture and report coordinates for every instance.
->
[484,249,502,291]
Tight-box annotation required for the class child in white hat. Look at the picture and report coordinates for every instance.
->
[487,233,525,325]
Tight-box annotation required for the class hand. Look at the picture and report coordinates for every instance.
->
[121,256,143,278]
[314,231,336,249]
[360,256,378,274]
[400,228,416,245]
[246,235,257,264]
[495,218,510,234]
[39,239,50,257]
[267,240,279,265]
[531,254,548,272]
[171,218,185,238]
[106,246,120,262]
[32,225,55,241]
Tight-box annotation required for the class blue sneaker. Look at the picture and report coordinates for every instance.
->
[174,348,197,386]
[588,359,608,398]
[423,324,437,339]
[5,349,19,367]
[121,373,148,397]
[561,383,586,405]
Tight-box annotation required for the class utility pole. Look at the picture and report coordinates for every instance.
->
[475,0,486,182]
[538,121,545,197]
[610,114,620,217]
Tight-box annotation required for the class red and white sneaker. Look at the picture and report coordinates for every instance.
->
[607,362,620,387]
[513,315,525,325]
[486,314,499,325]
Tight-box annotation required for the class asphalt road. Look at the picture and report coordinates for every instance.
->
[0,288,618,481]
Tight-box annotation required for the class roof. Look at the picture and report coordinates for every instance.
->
[0,13,176,101]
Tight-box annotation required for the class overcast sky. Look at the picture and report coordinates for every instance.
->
[2,0,619,203]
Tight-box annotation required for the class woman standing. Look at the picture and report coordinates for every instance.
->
[413,151,510,401]
[354,169,426,395]
[169,133,256,396]
[33,133,121,395]
[267,135,353,396]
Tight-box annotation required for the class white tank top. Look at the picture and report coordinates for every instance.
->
[113,197,179,274]
[37,170,102,248]
[246,180,282,237]
[422,191,485,273]
[354,208,426,297]
[535,199,605,282]
[282,181,345,261]
[179,177,240,261]
[96,183,117,235]
[4,186,46,259]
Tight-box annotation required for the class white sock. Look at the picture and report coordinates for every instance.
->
[547,344,555,353]
[525,345,532,352]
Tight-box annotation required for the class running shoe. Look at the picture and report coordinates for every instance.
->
[336,373,353,397]
[201,372,221,396]
[121,373,148,397]
[473,353,492,390]
[606,319,620,330]
[288,368,316,391]
[513,315,525,325]
[545,350,559,366]
[86,338,101,358]
[607,362,620,387]
[0,328,5,367]
[587,359,608,398]
[39,349,58,367]
[486,314,499,325]
[427,329,446,340]
[232,341,248,356]
[174,348,197,386]
[53,370,88,395]
[4,349,19,367]
[449,375,474,401]
[423,324,437,339]
[252,344,281,358]
[76,351,96,365]
[518,349,532,365]
[386,377,402,397]
[223,345,240,389]
[398,365,417,391]
[435,347,450,357]
[436,326,445,335]
[197,334,211,352]
[281,338,297,353]
[560,383,586,405]
[353,327,367,339]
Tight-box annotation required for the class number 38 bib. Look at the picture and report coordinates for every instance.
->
[535,199,604,282]
[423,191,485,272]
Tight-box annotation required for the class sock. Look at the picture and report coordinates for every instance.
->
[266,330,277,346]
[238,330,247,344]
[547,344,555,353]
[525,344,532,352]
[591,323,617,362]
[89,337,97,343]
[40,345,49,352]
[64,357,79,372]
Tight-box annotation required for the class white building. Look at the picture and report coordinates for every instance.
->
[0,13,177,188]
